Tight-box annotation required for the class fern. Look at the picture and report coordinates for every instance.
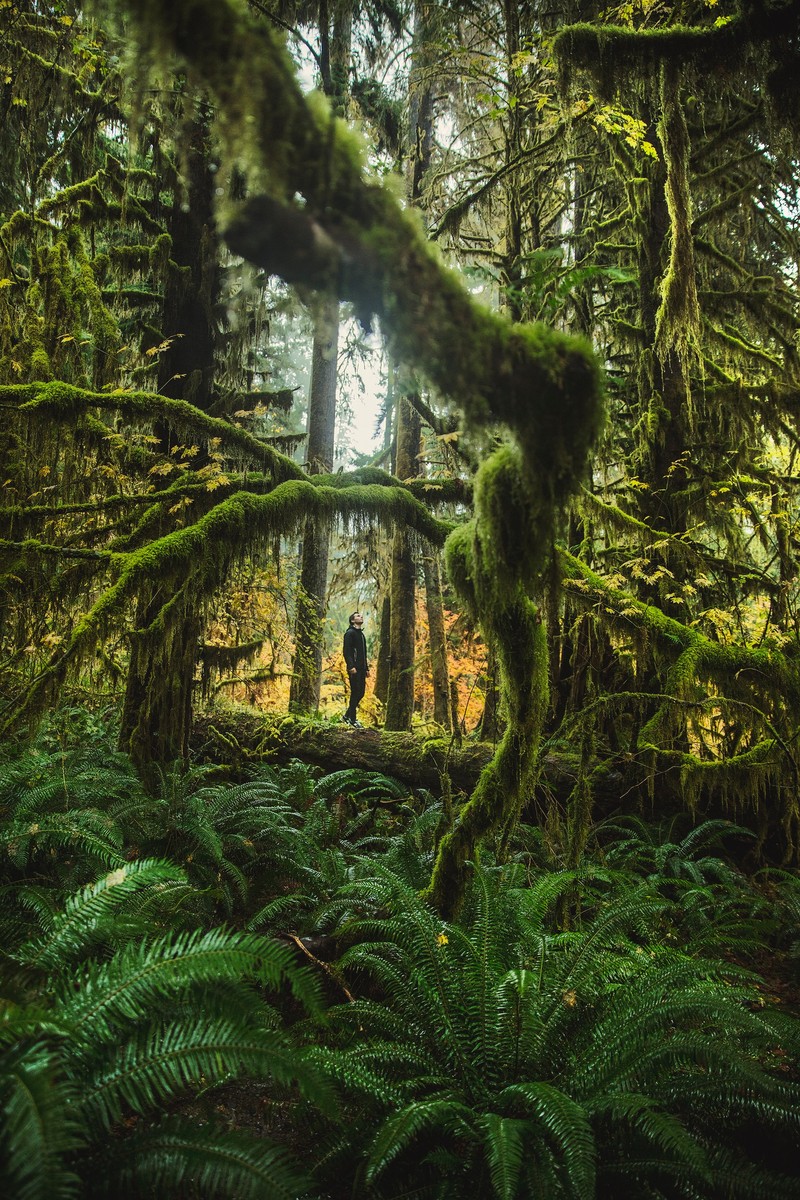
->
[0,1039,84,1200]
[15,859,188,968]
[477,1112,528,1200]
[3,810,126,872]
[93,1115,313,1200]
[55,924,322,1040]
[307,861,800,1198]
[82,1016,322,1131]
[364,1098,477,1184]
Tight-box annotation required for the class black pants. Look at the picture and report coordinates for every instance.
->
[345,671,366,721]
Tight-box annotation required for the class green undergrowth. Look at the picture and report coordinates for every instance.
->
[0,710,798,1198]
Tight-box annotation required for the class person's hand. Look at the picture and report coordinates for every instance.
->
[349,667,357,675]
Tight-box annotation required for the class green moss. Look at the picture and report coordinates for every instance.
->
[30,347,52,382]
[149,233,172,273]
[553,19,749,90]
[560,547,800,838]
[37,171,108,217]
[425,602,548,919]
[7,381,305,481]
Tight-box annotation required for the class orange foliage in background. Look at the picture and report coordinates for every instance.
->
[413,596,488,735]
[204,572,488,734]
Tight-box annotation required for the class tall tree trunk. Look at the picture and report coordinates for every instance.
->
[384,396,421,730]
[423,551,451,729]
[373,592,392,705]
[289,3,351,712]
[383,2,435,732]
[121,102,217,767]
[157,102,217,411]
[121,596,201,770]
[290,295,338,712]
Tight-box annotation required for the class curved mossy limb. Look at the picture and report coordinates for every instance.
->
[424,597,549,920]
[425,438,576,918]
[561,548,800,707]
[98,0,603,478]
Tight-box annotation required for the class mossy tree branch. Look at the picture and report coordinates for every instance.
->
[0,482,453,739]
[3,382,304,481]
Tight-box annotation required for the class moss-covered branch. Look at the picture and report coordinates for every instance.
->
[3,381,304,480]
[553,4,800,124]
[560,547,800,706]
[98,0,603,485]
[0,481,453,737]
[553,4,793,78]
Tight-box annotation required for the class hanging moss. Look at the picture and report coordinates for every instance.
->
[3,381,305,481]
[554,16,751,97]
[67,0,606,871]
[560,547,800,840]
[653,61,701,398]
[30,347,52,381]
[0,480,453,739]
[427,435,596,913]
[199,639,265,700]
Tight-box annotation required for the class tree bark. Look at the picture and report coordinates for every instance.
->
[121,102,217,767]
[384,395,421,730]
[477,640,501,743]
[290,294,338,713]
[289,2,351,713]
[423,550,451,729]
[373,591,391,705]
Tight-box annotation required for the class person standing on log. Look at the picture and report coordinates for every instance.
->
[343,611,369,727]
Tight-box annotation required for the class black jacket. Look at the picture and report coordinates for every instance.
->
[343,625,368,675]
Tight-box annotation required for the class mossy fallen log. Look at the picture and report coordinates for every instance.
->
[190,707,589,801]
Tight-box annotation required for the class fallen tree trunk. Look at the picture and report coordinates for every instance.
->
[190,706,788,862]
[190,705,586,800]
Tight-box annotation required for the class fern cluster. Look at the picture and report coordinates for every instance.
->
[1,715,799,1198]
[308,864,800,1198]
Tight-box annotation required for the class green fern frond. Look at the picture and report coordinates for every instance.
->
[272,759,319,809]
[589,1091,710,1176]
[0,743,141,822]
[3,811,126,871]
[0,1039,84,1200]
[498,1082,595,1200]
[95,1115,312,1200]
[307,1045,407,1109]
[314,769,408,805]
[56,924,323,1039]
[246,892,311,930]
[477,1112,527,1200]
[83,1017,328,1132]
[701,1143,800,1200]
[515,868,589,929]
[364,1098,477,1185]
[16,859,187,968]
